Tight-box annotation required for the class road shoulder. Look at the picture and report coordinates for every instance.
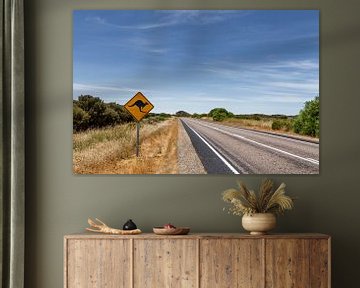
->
[177,119,206,174]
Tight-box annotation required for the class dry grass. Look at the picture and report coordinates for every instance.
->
[73,119,178,174]
[221,118,273,130]
[73,124,136,154]
[205,117,318,141]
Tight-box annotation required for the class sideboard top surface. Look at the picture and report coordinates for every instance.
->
[64,232,330,240]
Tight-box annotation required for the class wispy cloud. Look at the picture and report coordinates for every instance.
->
[85,15,173,30]
[147,48,168,54]
[73,83,157,100]
[277,60,318,70]
[84,36,169,55]
[268,81,318,91]
[75,10,319,114]
[201,59,318,88]
[86,16,106,25]
[85,10,246,30]
[73,83,139,93]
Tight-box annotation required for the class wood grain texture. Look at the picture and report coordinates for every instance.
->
[64,234,330,288]
[133,239,197,288]
[66,239,131,288]
[265,239,310,288]
[310,239,330,288]
[200,239,264,288]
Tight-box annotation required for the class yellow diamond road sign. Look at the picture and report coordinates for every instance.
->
[124,92,154,122]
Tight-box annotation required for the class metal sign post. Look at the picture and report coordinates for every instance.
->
[136,122,140,157]
[124,92,154,157]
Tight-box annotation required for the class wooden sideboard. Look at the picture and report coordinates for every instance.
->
[64,233,330,288]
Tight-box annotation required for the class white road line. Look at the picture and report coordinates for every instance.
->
[306,158,320,164]
[204,120,319,146]
[185,123,240,174]
[191,120,320,166]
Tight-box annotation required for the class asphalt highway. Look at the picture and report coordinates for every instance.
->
[180,118,319,174]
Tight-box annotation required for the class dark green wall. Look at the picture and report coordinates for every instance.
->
[24,0,360,287]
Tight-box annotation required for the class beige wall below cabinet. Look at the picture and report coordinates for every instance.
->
[64,233,330,288]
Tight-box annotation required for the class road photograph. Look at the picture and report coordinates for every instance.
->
[73,10,319,174]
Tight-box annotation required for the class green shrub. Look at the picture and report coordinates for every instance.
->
[175,111,191,117]
[73,105,90,131]
[271,119,283,130]
[284,120,293,131]
[212,111,228,121]
[73,95,134,132]
[271,119,293,131]
[143,114,171,124]
[209,108,233,121]
[101,107,120,127]
[293,96,319,137]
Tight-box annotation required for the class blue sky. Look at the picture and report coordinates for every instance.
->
[73,10,319,115]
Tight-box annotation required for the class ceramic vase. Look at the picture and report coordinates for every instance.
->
[242,213,276,235]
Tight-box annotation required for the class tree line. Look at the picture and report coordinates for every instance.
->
[73,95,172,132]
[73,95,319,137]
[268,96,319,137]
[182,96,319,137]
[73,95,134,131]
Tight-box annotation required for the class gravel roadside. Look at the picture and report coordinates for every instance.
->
[177,119,206,174]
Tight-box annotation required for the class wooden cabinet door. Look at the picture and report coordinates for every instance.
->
[265,239,329,288]
[309,239,330,288]
[200,239,264,288]
[66,239,131,288]
[266,239,309,288]
[133,239,198,288]
[265,239,330,288]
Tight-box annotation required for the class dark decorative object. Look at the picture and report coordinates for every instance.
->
[86,218,141,235]
[123,219,137,230]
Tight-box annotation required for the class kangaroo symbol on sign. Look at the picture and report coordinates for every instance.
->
[129,100,148,113]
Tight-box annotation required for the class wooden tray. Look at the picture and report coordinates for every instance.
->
[153,227,190,235]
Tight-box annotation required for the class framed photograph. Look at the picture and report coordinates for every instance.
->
[73,10,319,175]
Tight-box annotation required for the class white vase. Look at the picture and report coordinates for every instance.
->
[242,213,276,235]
